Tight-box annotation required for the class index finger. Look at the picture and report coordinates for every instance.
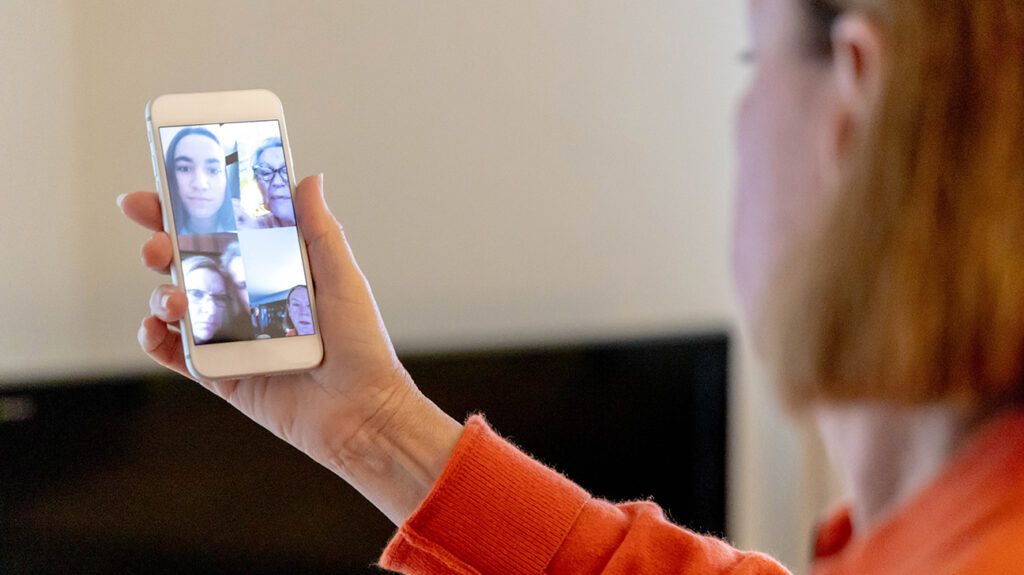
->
[118,191,164,232]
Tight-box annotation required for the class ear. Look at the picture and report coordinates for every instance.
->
[832,13,886,122]
[820,13,886,181]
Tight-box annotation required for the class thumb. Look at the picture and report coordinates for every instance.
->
[293,173,369,299]
[294,174,401,369]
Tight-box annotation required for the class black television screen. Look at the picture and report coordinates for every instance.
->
[0,333,727,574]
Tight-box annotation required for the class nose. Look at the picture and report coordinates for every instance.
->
[196,296,215,315]
[192,170,209,190]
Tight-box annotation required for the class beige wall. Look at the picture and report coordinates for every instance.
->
[0,0,80,374]
[1,1,835,571]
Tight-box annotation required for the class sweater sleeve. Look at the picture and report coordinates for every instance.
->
[378,415,789,575]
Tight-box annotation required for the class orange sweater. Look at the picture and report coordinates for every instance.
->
[379,412,1024,574]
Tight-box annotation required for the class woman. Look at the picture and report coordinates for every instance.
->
[283,284,315,337]
[165,127,236,235]
[219,240,251,311]
[181,255,253,344]
[120,0,1024,572]
[240,137,295,229]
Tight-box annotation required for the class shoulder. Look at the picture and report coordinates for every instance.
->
[951,509,1024,573]
[253,213,276,228]
[235,211,276,231]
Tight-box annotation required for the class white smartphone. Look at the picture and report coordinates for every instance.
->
[145,89,323,380]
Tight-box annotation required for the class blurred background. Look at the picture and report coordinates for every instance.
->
[1,1,837,572]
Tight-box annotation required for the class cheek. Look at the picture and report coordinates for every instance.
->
[213,175,227,198]
[189,301,208,321]
[732,72,825,322]
[733,79,781,313]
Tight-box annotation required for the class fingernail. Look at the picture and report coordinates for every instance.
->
[160,293,170,310]
[137,318,149,345]
[116,193,127,209]
[318,173,324,195]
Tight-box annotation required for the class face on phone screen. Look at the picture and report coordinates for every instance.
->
[159,120,315,345]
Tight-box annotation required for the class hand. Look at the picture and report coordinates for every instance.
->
[118,174,462,524]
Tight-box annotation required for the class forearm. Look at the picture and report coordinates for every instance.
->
[379,416,791,575]
[321,382,464,526]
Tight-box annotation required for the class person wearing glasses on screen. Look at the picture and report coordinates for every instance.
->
[182,256,253,344]
[165,127,236,235]
[246,137,295,229]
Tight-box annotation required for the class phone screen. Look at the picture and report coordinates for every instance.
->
[158,120,315,345]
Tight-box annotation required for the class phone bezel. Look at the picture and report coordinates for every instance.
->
[146,89,323,381]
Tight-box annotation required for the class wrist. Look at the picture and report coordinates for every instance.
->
[380,385,465,492]
[323,371,464,525]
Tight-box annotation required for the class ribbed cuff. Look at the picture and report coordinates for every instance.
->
[379,414,590,575]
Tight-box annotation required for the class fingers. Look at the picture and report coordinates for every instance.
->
[126,193,238,395]
[141,231,173,274]
[137,315,193,381]
[118,191,164,232]
[149,284,187,322]
[138,311,232,396]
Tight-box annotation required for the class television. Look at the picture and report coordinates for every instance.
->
[0,333,727,574]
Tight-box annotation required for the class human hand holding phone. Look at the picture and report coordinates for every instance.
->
[118,174,462,526]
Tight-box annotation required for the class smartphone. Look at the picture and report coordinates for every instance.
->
[145,89,323,380]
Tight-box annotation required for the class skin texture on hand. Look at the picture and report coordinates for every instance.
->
[118,174,463,525]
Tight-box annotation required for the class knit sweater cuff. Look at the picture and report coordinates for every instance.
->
[378,414,590,574]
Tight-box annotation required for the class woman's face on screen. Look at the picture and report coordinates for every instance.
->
[226,255,250,308]
[733,0,836,327]
[287,287,314,336]
[174,134,227,223]
[255,146,294,225]
[186,267,228,344]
